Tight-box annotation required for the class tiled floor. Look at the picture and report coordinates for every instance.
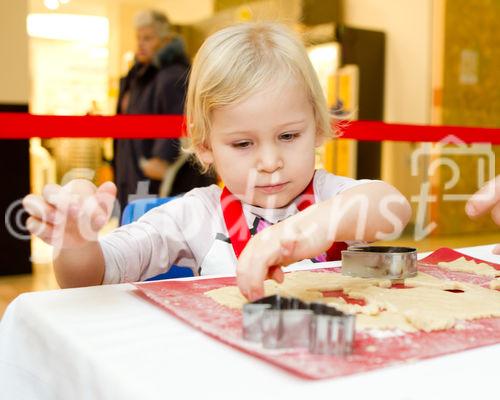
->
[1,231,499,317]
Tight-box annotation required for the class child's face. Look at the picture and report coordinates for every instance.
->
[198,81,323,208]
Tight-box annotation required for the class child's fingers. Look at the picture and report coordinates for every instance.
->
[42,183,63,207]
[96,181,117,197]
[493,244,500,255]
[237,274,265,301]
[236,255,269,301]
[26,216,55,244]
[237,223,304,300]
[22,194,59,224]
[491,202,500,226]
[42,184,76,226]
[61,179,100,220]
[238,231,297,300]
[95,181,117,217]
[466,176,500,218]
[75,196,109,240]
[268,265,284,283]
[63,182,114,235]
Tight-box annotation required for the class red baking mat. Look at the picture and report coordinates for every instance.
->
[134,248,500,380]
[418,247,500,286]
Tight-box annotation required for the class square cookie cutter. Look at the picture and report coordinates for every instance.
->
[341,245,417,280]
[242,295,355,355]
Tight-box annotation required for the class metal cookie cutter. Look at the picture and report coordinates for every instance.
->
[242,295,355,355]
[309,303,356,356]
[341,246,417,280]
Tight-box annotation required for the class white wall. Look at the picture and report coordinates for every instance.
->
[0,0,29,104]
[344,0,433,124]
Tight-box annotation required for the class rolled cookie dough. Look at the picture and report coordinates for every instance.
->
[438,257,500,277]
[490,278,500,290]
[205,271,500,332]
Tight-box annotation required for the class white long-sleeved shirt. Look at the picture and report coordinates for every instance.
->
[100,169,373,283]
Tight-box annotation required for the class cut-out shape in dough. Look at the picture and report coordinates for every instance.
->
[205,271,500,333]
[438,256,500,277]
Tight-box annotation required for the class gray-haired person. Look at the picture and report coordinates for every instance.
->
[115,10,215,211]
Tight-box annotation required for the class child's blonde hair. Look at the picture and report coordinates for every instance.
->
[185,22,332,171]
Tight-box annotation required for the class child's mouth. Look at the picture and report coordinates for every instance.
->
[255,182,288,194]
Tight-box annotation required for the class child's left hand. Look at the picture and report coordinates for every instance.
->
[236,208,331,300]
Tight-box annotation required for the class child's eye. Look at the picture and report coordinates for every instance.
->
[279,132,300,141]
[231,140,252,149]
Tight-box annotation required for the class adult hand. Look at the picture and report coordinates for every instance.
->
[140,157,168,180]
[465,176,500,254]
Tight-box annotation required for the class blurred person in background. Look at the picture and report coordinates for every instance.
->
[115,9,215,211]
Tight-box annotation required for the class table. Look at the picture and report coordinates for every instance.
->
[0,245,498,400]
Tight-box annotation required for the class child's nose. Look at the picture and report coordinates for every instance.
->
[256,146,283,173]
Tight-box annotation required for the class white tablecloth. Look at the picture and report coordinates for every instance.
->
[0,245,499,400]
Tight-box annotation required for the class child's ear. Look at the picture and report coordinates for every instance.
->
[196,143,215,165]
[315,134,325,147]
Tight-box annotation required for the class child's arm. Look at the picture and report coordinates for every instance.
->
[53,243,105,288]
[22,179,116,288]
[236,182,412,300]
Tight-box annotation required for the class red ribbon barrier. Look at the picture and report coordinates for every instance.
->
[339,120,500,144]
[0,113,184,139]
[0,113,498,143]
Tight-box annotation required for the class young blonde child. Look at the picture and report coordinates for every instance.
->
[22,22,411,300]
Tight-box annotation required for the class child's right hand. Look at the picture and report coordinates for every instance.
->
[22,179,116,250]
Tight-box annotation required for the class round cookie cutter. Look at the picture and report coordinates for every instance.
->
[341,246,417,280]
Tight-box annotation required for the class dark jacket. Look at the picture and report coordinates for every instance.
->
[115,37,215,210]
